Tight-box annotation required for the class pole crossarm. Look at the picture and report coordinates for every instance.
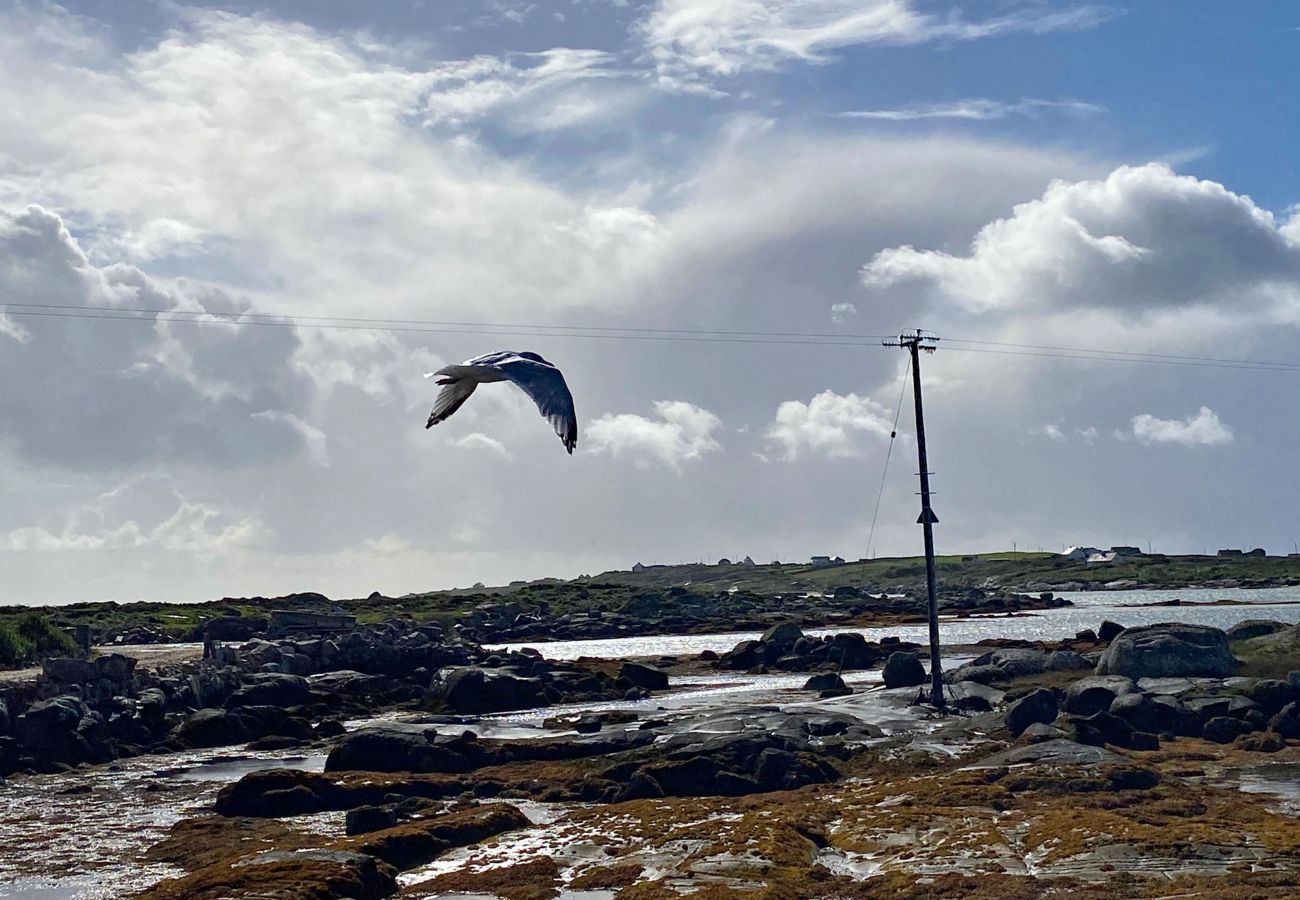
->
[883,328,946,707]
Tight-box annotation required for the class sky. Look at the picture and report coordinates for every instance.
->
[2,0,1299,605]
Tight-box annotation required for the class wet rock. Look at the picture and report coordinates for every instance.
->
[1243,679,1298,715]
[316,718,347,738]
[345,805,399,836]
[1095,623,1236,679]
[883,652,926,688]
[202,615,266,642]
[1109,692,1185,736]
[1203,716,1250,744]
[15,696,101,766]
[619,662,668,692]
[352,804,531,871]
[984,649,1048,678]
[1064,675,1137,716]
[1005,689,1058,736]
[1098,620,1125,642]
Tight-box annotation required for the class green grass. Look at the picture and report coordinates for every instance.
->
[0,611,76,666]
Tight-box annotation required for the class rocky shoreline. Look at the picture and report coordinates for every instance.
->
[7,613,1300,897]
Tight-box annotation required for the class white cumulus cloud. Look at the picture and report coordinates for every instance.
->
[450,432,514,460]
[1131,407,1234,447]
[862,163,1300,313]
[766,389,893,461]
[587,401,723,469]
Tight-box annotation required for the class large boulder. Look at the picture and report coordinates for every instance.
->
[15,696,98,765]
[427,666,546,715]
[760,623,804,651]
[1228,620,1288,643]
[1095,624,1236,679]
[1006,689,1058,736]
[883,652,926,688]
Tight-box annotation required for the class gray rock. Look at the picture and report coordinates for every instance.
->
[428,666,546,715]
[883,652,926,688]
[1064,675,1137,715]
[619,662,669,692]
[1227,620,1288,642]
[1018,722,1067,744]
[1045,650,1093,672]
[970,738,1127,768]
[760,623,804,650]
[1005,689,1059,736]
[1095,623,1236,679]
[947,664,1008,686]
[1098,621,1125,642]
[1203,716,1250,744]
[803,673,846,692]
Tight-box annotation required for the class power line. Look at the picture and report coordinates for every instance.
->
[4,300,1300,373]
[865,355,911,560]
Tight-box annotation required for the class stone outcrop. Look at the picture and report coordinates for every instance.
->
[1095,624,1236,679]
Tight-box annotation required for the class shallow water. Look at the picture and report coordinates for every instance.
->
[490,587,1300,660]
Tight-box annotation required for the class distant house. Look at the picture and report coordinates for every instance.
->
[1218,549,1245,558]
[1111,546,1143,557]
[810,555,846,567]
[740,556,756,567]
[1061,546,1101,561]
[717,558,732,566]
[1086,552,1119,566]
[632,562,647,573]
[1247,548,1267,558]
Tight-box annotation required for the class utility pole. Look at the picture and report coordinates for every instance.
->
[883,329,944,708]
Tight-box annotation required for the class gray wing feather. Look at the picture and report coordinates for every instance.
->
[426,379,477,428]
[496,358,578,454]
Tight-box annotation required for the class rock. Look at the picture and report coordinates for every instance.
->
[883,652,926,688]
[1098,621,1125,642]
[326,723,445,772]
[1071,711,1134,748]
[1005,689,1058,736]
[1019,722,1066,744]
[972,738,1127,768]
[986,649,1048,678]
[223,674,310,709]
[15,696,99,766]
[760,623,804,650]
[1075,629,1099,643]
[203,616,266,642]
[1203,716,1250,744]
[346,805,398,836]
[427,666,546,715]
[803,673,846,692]
[1227,620,1288,642]
[619,662,668,692]
[948,664,1008,686]
[1244,679,1297,715]
[351,804,530,871]
[1064,675,1137,716]
[1045,650,1093,671]
[1235,731,1286,753]
[1268,702,1300,739]
[140,847,397,900]
[1095,624,1236,679]
[1109,692,1186,736]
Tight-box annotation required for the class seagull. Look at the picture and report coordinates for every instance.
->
[424,350,578,454]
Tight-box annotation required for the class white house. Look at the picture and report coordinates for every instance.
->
[1086,551,1119,566]
[631,562,646,573]
[1061,546,1101,561]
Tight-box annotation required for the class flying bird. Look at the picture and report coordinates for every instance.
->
[425,350,578,454]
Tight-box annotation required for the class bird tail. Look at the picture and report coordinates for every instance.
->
[425,365,478,386]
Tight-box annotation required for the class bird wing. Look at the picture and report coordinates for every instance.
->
[425,379,478,428]
[496,356,578,454]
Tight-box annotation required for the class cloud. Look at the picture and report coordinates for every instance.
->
[639,0,1116,88]
[1131,407,1234,447]
[840,98,1103,122]
[251,410,330,466]
[450,431,514,460]
[829,301,857,324]
[766,389,893,461]
[0,205,317,471]
[3,476,266,554]
[862,163,1300,313]
[587,401,723,469]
